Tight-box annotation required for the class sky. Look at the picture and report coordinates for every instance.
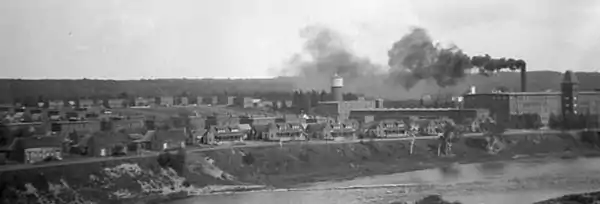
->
[1,0,599,79]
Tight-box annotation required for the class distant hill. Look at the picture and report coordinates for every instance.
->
[1,71,599,104]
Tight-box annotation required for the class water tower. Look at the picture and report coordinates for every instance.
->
[331,74,343,102]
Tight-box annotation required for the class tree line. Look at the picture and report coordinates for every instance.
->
[0,78,297,105]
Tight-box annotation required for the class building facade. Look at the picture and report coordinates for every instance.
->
[313,100,377,122]
[463,70,600,127]
[233,97,254,108]
[349,108,479,124]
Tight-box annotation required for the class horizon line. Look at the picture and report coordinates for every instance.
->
[0,70,597,81]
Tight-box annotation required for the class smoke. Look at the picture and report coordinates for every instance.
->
[280,25,525,100]
[470,54,527,76]
[387,27,472,89]
[281,25,384,90]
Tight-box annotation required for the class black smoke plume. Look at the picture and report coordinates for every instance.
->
[281,26,526,99]
[470,54,527,76]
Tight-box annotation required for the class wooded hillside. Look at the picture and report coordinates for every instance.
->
[1,71,599,104]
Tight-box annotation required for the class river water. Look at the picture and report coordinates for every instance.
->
[169,156,600,204]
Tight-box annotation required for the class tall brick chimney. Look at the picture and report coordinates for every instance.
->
[520,66,527,92]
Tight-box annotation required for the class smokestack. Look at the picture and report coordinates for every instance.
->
[520,66,527,92]
[375,99,384,108]
[331,74,343,102]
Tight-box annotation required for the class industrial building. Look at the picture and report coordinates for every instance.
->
[463,70,600,127]
[349,108,479,124]
[312,74,379,122]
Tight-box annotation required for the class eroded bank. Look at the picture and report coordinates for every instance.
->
[2,131,599,204]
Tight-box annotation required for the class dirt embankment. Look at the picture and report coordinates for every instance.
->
[2,131,600,204]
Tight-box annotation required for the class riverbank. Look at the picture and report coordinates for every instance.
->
[1,131,599,204]
[535,191,600,204]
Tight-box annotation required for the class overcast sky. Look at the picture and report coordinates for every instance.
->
[1,0,599,79]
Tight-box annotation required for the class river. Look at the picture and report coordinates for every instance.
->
[169,156,600,204]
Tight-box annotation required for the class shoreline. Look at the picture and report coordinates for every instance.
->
[154,151,595,204]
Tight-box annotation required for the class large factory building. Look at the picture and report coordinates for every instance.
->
[313,74,480,124]
[463,70,600,127]
[312,74,382,122]
[349,108,480,124]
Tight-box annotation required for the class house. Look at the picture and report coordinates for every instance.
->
[305,122,356,140]
[201,96,218,105]
[47,110,62,121]
[234,97,255,108]
[51,121,101,137]
[133,129,187,151]
[364,119,407,138]
[81,131,131,157]
[48,100,65,109]
[262,123,306,142]
[134,97,151,106]
[112,117,145,132]
[5,136,63,164]
[107,99,126,109]
[202,125,247,144]
[180,97,189,106]
[217,96,235,106]
[79,99,95,109]
[250,124,271,140]
[159,96,174,106]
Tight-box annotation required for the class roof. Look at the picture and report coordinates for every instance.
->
[252,124,272,132]
[91,131,130,146]
[13,136,63,149]
[351,108,465,112]
[155,129,187,142]
[237,124,252,131]
[562,70,579,84]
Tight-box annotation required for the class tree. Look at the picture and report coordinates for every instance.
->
[118,92,129,99]
[532,114,543,129]
[319,90,328,101]
[309,90,319,107]
[548,113,560,129]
